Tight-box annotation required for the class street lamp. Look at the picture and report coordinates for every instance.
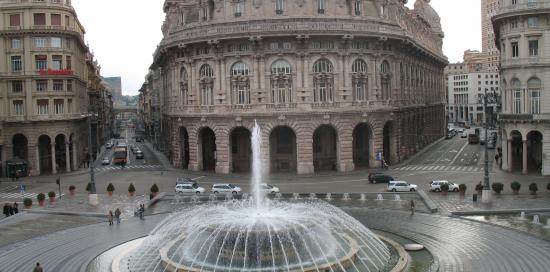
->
[479,88,499,204]
[82,107,99,206]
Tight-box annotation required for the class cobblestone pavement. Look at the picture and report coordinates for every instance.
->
[428,193,550,214]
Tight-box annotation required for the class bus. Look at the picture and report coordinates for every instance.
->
[113,146,128,165]
[468,133,480,144]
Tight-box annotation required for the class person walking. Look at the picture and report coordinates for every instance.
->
[3,203,9,218]
[115,208,121,224]
[139,204,145,220]
[108,210,114,226]
[410,200,415,216]
[33,262,43,272]
[8,203,14,216]
[13,202,18,214]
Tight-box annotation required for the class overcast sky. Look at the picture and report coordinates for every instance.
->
[72,0,481,95]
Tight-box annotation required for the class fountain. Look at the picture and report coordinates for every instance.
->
[360,193,367,201]
[519,211,527,220]
[545,219,550,229]
[112,121,394,271]
[376,194,384,201]
[190,195,200,204]
[274,193,282,200]
[394,194,401,201]
[326,193,333,201]
[533,215,541,225]
[209,194,217,202]
[343,193,351,201]
[225,194,233,201]
[242,193,250,200]
[309,193,317,200]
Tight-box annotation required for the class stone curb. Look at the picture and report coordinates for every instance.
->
[417,190,438,213]
[451,208,550,216]
[24,209,106,218]
[0,211,25,224]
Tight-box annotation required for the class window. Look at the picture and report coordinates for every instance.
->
[352,59,368,101]
[511,42,519,58]
[528,78,541,114]
[9,14,20,27]
[35,55,48,70]
[34,37,46,48]
[34,13,46,25]
[380,60,392,100]
[11,38,22,49]
[510,19,518,29]
[276,0,284,14]
[65,15,70,26]
[11,81,23,93]
[180,67,189,105]
[235,0,242,16]
[231,62,250,104]
[37,99,49,115]
[51,14,61,25]
[65,38,71,49]
[53,80,63,91]
[66,80,73,92]
[271,60,292,103]
[355,0,361,15]
[528,17,538,28]
[313,59,334,102]
[36,80,48,92]
[318,0,326,14]
[11,56,22,72]
[199,64,214,105]
[513,90,522,113]
[13,100,24,116]
[51,37,62,48]
[52,55,63,70]
[528,40,538,56]
[54,99,64,114]
[66,56,72,69]
[512,0,518,5]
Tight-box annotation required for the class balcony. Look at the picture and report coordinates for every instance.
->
[495,2,550,19]
[499,113,533,121]
[500,57,550,67]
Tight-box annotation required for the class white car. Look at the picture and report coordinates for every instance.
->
[387,181,417,192]
[429,180,460,192]
[260,184,280,194]
[211,184,242,195]
[101,157,110,165]
[175,184,205,194]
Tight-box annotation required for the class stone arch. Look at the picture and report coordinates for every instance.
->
[180,127,190,169]
[12,134,28,161]
[383,121,395,164]
[509,130,523,172]
[353,122,374,169]
[38,135,52,174]
[69,133,75,171]
[198,127,217,171]
[526,130,543,174]
[54,134,67,173]
[269,125,297,173]
[230,126,252,173]
[313,124,338,172]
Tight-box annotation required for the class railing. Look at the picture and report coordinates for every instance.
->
[500,57,550,66]
[497,1,550,16]
[499,113,533,121]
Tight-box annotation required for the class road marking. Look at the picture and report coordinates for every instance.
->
[451,141,469,165]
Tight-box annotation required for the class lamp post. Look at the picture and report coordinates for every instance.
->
[83,107,99,206]
[480,88,498,204]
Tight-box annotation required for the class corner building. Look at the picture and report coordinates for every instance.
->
[152,0,447,174]
[0,0,91,176]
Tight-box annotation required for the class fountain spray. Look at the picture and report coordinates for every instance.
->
[251,120,264,209]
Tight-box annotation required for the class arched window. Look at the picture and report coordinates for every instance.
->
[528,77,541,114]
[313,59,334,102]
[511,78,521,114]
[276,0,284,14]
[270,60,292,103]
[231,62,250,105]
[199,64,214,105]
[180,67,189,105]
[352,59,368,101]
[380,60,391,100]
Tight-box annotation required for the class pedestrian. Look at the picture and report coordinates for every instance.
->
[13,202,18,214]
[108,210,114,225]
[115,208,121,224]
[15,170,20,182]
[8,203,14,216]
[495,153,499,163]
[3,203,9,217]
[410,200,415,216]
[139,204,145,220]
[33,262,43,272]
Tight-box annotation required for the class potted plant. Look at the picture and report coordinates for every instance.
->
[492,182,504,194]
[459,184,467,195]
[440,183,450,195]
[23,198,33,209]
[529,183,538,195]
[511,181,521,194]
[48,191,56,202]
[475,183,484,194]
[86,182,92,194]
[68,185,76,196]
[128,183,136,197]
[150,183,159,197]
[37,193,46,206]
[107,183,115,196]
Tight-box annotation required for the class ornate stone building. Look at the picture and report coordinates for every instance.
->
[150,0,447,174]
[493,0,550,175]
[0,0,111,176]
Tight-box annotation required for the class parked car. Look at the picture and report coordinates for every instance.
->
[211,184,242,194]
[175,183,205,194]
[461,131,468,138]
[135,137,143,142]
[176,177,197,186]
[487,140,496,149]
[260,184,280,194]
[387,181,417,192]
[135,150,144,159]
[369,173,395,184]
[106,142,114,149]
[101,157,110,165]
[429,180,460,192]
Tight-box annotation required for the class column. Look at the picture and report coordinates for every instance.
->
[523,140,527,174]
[51,144,57,174]
[72,142,78,170]
[35,147,41,176]
[338,127,354,172]
[215,129,230,174]
[65,143,71,173]
[507,139,512,172]
[297,129,314,175]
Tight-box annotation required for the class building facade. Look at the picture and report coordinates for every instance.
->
[149,0,447,174]
[0,0,110,176]
[482,0,501,72]
[493,0,549,175]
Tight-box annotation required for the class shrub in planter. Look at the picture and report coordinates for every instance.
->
[37,193,46,206]
[69,185,76,196]
[511,181,521,194]
[107,183,115,196]
[128,183,136,197]
[529,183,538,195]
[48,191,56,202]
[492,182,504,194]
[475,183,484,193]
[23,198,33,208]
[459,184,467,195]
[150,184,159,196]
[440,183,450,195]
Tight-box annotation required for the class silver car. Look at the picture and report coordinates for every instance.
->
[211,184,242,195]
[175,184,205,194]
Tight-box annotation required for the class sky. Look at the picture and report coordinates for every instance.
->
[72,0,481,96]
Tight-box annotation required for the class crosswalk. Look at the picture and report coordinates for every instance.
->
[393,165,485,172]
[95,164,163,172]
[0,192,65,199]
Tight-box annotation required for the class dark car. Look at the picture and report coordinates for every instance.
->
[135,150,144,159]
[368,173,395,184]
